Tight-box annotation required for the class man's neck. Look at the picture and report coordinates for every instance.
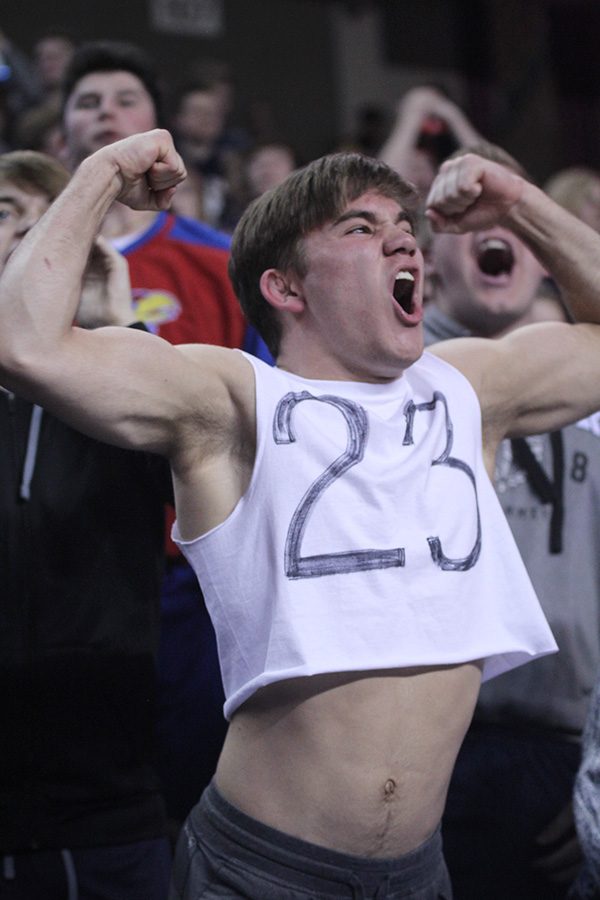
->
[100,202,159,241]
[425,301,526,343]
[423,303,471,347]
[178,137,214,164]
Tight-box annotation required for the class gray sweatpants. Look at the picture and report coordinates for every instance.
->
[170,781,453,899]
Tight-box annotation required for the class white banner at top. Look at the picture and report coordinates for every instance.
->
[149,0,224,37]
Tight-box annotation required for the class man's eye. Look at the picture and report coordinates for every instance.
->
[347,225,371,235]
[0,209,14,222]
[76,98,99,110]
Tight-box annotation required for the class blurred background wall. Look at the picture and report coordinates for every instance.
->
[3,0,599,181]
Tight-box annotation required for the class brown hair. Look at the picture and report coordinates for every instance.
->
[62,41,163,125]
[229,152,419,356]
[0,150,70,201]
[544,166,600,218]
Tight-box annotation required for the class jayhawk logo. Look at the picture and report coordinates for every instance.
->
[132,288,181,332]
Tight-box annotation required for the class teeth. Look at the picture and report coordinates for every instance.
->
[395,271,414,281]
[480,239,509,251]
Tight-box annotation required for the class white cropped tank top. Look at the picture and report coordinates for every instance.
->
[173,351,557,719]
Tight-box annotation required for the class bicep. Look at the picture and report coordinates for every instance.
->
[9,326,234,457]
[432,322,600,441]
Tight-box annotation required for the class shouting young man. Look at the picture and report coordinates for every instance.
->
[2,130,600,899]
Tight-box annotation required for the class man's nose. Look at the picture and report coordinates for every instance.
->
[383,227,417,257]
[97,97,116,117]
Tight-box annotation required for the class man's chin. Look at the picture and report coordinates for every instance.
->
[467,303,528,338]
[403,327,425,363]
[91,134,123,153]
[380,339,424,380]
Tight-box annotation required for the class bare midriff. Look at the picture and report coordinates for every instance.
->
[215,661,482,858]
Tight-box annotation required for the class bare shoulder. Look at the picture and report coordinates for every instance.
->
[169,343,256,438]
[427,335,501,400]
[176,342,254,386]
[429,320,600,446]
[78,327,256,422]
[430,320,591,402]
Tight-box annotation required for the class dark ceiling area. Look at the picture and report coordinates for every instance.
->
[3,0,600,177]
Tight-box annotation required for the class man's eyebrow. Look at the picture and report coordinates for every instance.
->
[76,88,142,102]
[0,196,18,207]
[333,209,377,227]
[332,208,414,228]
[75,91,100,103]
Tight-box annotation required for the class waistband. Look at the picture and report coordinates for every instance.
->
[191,780,446,895]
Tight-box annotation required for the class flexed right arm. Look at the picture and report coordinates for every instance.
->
[0,130,245,461]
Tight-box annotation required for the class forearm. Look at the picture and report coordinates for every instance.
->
[444,107,480,147]
[378,109,423,171]
[505,180,600,323]
[0,154,121,379]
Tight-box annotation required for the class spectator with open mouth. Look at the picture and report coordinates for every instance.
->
[424,142,598,900]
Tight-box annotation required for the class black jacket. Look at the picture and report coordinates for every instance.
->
[0,388,171,851]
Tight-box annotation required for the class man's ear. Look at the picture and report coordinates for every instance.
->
[259,268,305,313]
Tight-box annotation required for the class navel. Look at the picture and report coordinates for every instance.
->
[383,778,397,801]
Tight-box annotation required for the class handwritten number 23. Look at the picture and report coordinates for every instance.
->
[273,391,481,580]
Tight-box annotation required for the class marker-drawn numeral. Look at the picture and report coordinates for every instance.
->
[403,391,481,571]
[274,389,481,580]
[273,391,405,579]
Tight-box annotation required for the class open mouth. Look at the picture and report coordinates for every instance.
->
[94,130,121,145]
[476,238,514,277]
[393,270,416,313]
